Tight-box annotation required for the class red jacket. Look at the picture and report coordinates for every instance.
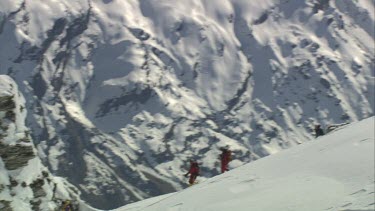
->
[189,162,199,175]
[221,150,232,164]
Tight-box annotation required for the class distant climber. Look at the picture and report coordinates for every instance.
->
[185,159,200,186]
[219,147,232,173]
[314,124,325,138]
[61,200,73,211]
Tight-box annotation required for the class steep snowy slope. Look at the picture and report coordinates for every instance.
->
[0,75,86,211]
[116,117,375,211]
[0,0,374,209]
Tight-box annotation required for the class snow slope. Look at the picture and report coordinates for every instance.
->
[0,0,374,208]
[116,117,375,211]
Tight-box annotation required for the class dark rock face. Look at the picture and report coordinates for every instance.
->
[0,94,35,170]
[253,12,268,25]
[129,28,150,41]
[30,199,42,211]
[0,143,35,170]
[30,178,47,198]
[0,200,12,211]
[0,95,15,111]
[313,0,330,13]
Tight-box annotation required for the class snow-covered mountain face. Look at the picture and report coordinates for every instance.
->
[0,75,85,211]
[0,0,373,209]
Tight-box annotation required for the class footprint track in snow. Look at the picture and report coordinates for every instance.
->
[340,202,352,208]
[350,189,366,195]
[168,203,183,211]
[239,178,256,184]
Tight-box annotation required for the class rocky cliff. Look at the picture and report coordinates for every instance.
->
[0,75,83,211]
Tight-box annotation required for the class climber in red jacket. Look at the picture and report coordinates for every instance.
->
[185,159,200,185]
[220,147,232,173]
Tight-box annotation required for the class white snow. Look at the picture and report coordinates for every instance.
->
[63,99,95,128]
[116,117,375,211]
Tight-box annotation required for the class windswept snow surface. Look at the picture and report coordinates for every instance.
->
[117,117,375,211]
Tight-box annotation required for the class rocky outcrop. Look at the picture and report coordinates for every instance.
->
[0,143,34,170]
[0,200,12,211]
[0,95,15,112]
[0,95,34,169]
[0,75,86,211]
